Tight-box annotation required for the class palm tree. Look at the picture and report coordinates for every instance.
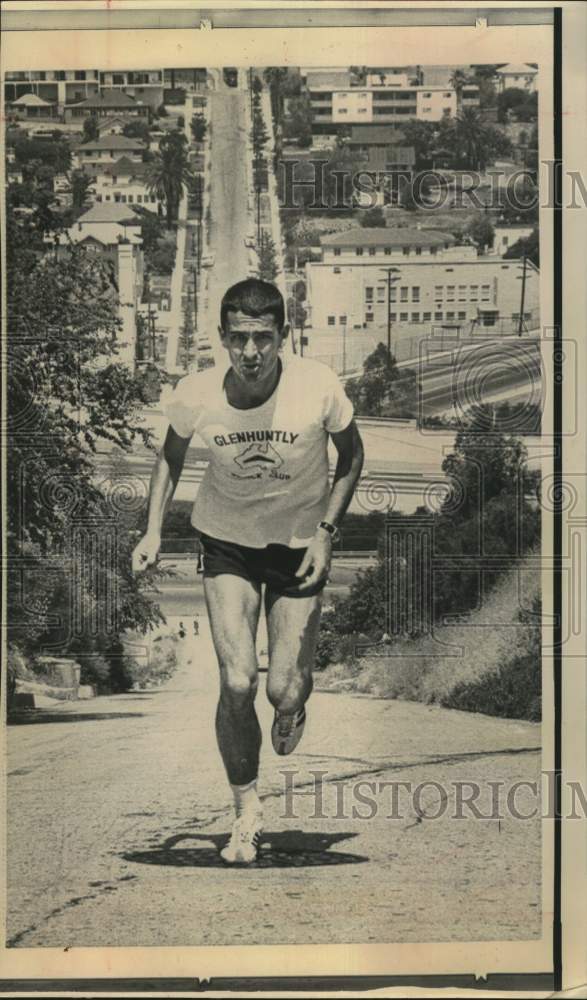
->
[147,130,192,229]
[455,107,488,171]
[449,69,468,114]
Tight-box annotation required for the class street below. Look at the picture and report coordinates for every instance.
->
[7,571,542,948]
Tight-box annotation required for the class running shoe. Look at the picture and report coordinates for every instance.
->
[220,810,264,865]
[271,707,306,755]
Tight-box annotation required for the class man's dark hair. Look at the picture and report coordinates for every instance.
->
[220,277,285,332]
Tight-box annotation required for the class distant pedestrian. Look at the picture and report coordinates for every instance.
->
[193,618,200,637]
[178,621,186,640]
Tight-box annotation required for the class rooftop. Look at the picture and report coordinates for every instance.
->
[495,63,538,75]
[348,125,407,145]
[70,89,142,109]
[104,155,149,178]
[306,70,352,90]
[11,93,54,107]
[77,134,146,152]
[77,202,140,224]
[57,222,142,247]
[363,146,416,170]
[321,228,456,248]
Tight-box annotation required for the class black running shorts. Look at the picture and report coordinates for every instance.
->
[199,533,327,598]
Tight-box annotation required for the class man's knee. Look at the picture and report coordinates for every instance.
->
[266,668,312,713]
[220,670,258,710]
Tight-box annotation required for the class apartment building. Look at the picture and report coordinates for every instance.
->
[4,70,100,111]
[307,72,480,136]
[305,228,539,331]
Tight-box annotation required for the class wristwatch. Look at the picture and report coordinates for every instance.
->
[318,520,340,543]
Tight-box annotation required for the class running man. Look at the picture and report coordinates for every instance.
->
[132,278,364,864]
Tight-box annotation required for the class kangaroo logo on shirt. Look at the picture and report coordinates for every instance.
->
[233,441,284,477]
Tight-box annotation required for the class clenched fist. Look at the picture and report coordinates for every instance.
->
[132,532,161,574]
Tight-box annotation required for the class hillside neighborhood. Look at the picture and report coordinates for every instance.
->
[6,62,539,383]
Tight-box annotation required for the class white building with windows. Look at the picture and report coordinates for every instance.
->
[91,156,161,213]
[305,228,539,332]
[73,134,146,168]
[494,64,538,93]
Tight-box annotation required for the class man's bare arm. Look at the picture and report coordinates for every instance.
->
[296,420,364,591]
[132,427,192,573]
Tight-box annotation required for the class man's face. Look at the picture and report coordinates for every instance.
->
[220,310,288,385]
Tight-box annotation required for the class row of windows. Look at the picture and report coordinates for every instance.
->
[334,245,440,258]
[328,311,470,325]
[95,193,157,204]
[434,283,492,301]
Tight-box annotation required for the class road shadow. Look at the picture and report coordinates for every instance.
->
[7,710,145,726]
[123,830,368,869]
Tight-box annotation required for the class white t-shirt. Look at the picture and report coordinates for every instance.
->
[161,355,354,548]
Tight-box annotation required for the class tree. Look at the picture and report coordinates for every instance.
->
[466,215,495,253]
[190,113,207,143]
[82,114,99,143]
[6,207,163,692]
[179,298,195,370]
[449,68,468,112]
[399,120,438,171]
[123,119,151,145]
[503,227,539,268]
[263,67,289,127]
[147,130,192,228]
[282,94,312,148]
[497,87,537,124]
[70,168,93,210]
[344,343,419,418]
[256,231,278,281]
[361,206,386,227]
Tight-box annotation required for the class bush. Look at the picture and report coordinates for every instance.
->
[442,597,541,720]
[148,238,177,275]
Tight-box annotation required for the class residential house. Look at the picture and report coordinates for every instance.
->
[92,156,161,213]
[99,70,164,110]
[490,223,534,257]
[66,89,149,122]
[97,116,129,136]
[52,207,144,368]
[305,227,539,331]
[73,134,146,168]
[7,93,57,121]
[495,64,538,93]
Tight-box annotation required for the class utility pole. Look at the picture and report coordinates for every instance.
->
[518,251,527,337]
[380,266,401,359]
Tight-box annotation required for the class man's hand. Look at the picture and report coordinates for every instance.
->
[132,532,161,574]
[295,529,332,592]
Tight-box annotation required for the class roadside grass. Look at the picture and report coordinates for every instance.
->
[314,552,541,721]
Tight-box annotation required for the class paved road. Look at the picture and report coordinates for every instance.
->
[7,580,542,948]
[202,88,252,366]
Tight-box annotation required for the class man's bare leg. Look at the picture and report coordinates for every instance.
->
[265,590,323,753]
[204,574,262,787]
[204,574,265,863]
